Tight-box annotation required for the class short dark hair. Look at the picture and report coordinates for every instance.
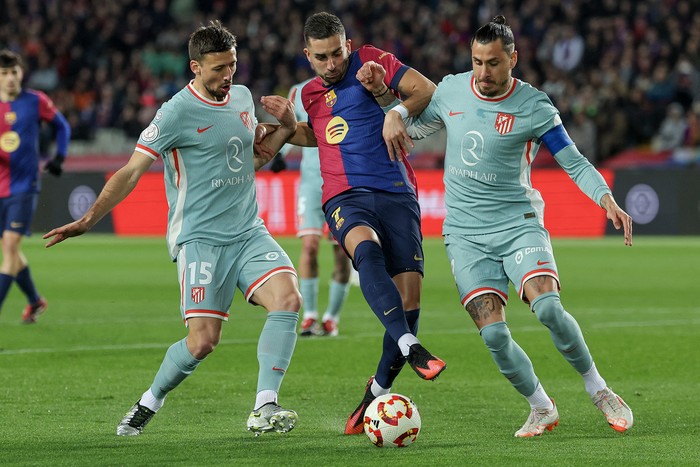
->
[303,12,345,44]
[471,15,515,54]
[0,49,23,69]
[188,20,237,61]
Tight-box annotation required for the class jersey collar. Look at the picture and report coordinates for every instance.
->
[470,75,517,102]
[187,81,230,106]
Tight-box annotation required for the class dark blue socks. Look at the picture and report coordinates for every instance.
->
[375,308,420,389]
[354,240,411,342]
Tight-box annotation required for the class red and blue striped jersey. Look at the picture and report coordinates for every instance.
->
[302,45,418,205]
[0,89,70,196]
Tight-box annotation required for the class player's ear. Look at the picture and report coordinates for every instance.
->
[346,39,352,53]
[303,48,311,63]
[510,50,518,70]
[190,59,201,75]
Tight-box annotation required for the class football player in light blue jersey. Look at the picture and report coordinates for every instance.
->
[373,15,634,437]
[44,21,302,437]
[279,79,352,338]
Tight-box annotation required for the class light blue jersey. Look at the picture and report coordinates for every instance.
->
[280,79,325,236]
[409,72,611,235]
[136,82,264,258]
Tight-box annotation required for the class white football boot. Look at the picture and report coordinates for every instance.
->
[246,403,298,436]
[592,387,633,433]
[515,399,559,437]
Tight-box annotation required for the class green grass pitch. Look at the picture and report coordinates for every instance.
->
[1,235,698,466]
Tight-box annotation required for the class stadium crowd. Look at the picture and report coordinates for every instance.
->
[1,0,699,164]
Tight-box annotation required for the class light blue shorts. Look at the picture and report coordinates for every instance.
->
[444,222,559,308]
[176,234,295,322]
[296,178,325,237]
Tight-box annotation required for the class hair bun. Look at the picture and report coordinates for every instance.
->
[492,15,506,24]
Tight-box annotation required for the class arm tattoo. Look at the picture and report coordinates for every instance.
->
[466,294,501,322]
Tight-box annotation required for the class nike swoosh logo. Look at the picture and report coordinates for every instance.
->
[383,306,398,316]
[537,260,550,266]
[414,254,423,261]
[272,367,286,373]
[10,222,24,228]
[197,125,214,133]
[448,110,464,116]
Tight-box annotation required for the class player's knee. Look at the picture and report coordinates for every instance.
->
[277,290,302,313]
[187,336,219,359]
[479,321,511,353]
[532,292,564,329]
[353,240,383,271]
[302,240,320,258]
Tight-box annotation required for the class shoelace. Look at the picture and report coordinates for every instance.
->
[127,405,154,427]
[595,393,620,414]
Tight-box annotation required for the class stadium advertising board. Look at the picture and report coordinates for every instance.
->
[101,170,611,237]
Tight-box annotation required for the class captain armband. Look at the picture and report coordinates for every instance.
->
[540,124,574,155]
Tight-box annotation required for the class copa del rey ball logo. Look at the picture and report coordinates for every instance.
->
[191,287,205,304]
[495,112,514,135]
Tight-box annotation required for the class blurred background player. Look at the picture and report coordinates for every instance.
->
[0,49,70,323]
[277,78,352,337]
[396,16,634,437]
[44,21,301,437]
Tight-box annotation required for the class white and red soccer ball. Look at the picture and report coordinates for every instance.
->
[363,393,421,448]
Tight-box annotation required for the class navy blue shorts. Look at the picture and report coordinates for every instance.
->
[323,190,424,277]
[0,193,38,236]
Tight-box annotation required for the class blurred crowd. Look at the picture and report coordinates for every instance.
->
[1,0,699,163]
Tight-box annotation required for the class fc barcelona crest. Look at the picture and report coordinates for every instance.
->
[324,90,337,108]
[191,287,205,304]
[240,112,254,131]
[4,111,16,125]
[495,112,514,135]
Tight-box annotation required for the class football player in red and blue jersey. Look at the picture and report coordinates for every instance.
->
[261,12,446,435]
[0,50,70,323]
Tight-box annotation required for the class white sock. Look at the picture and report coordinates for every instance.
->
[397,333,420,357]
[139,388,165,412]
[525,383,554,411]
[255,390,278,410]
[582,362,607,397]
[321,313,338,324]
[302,311,318,320]
[370,379,390,398]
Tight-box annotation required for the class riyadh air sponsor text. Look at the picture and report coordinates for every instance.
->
[447,165,497,182]
[211,173,255,188]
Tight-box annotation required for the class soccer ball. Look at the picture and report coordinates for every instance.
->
[363,393,421,448]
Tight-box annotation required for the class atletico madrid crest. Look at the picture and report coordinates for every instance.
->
[240,112,254,131]
[495,112,514,135]
[191,287,205,304]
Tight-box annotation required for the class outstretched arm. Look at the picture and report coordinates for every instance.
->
[43,151,154,247]
[542,124,633,246]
